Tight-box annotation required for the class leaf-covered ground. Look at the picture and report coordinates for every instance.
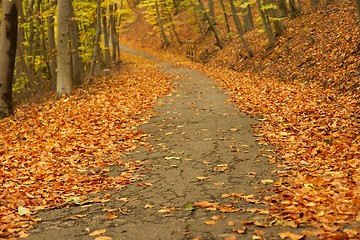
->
[0,55,173,239]
[121,1,360,237]
[178,60,360,239]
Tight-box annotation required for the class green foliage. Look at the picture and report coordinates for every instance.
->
[13,74,28,94]
[260,3,277,11]
[73,1,97,65]
[138,0,174,33]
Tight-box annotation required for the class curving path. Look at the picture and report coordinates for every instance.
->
[27,46,312,240]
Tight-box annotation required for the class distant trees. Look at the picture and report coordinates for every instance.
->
[229,0,253,56]
[0,0,123,118]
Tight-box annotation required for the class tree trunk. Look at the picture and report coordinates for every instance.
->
[155,1,171,48]
[68,0,84,86]
[90,0,102,76]
[197,0,224,48]
[208,0,215,22]
[267,0,285,37]
[0,0,18,118]
[310,0,319,9]
[220,0,232,40]
[173,0,179,14]
[229,0,253,56]
[16,0,32,99]
[102,13,112,68]
[168,13,183,44]
[289,0,300,18]
[109,3,120,62]
[356,0,360,26]
[278,0,288,17]
[190,0,204,36]
[47,0,57,83]
[57,0,73,96]
[297,0,302,12]
[241,0,255,32]
[256,0,275,49]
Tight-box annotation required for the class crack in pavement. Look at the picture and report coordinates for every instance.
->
[27,47,315,240]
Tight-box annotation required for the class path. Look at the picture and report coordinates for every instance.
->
[27,47,307,240]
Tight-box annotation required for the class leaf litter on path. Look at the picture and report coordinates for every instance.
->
[179,61,359,239]
[0,55,173,239]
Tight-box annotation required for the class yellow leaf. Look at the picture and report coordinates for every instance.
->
[89,229,107,237]
[260,179,274,184]
[18,231,30,238]
[95,237,112,240]
[196,176,209,181]
[204,220,216,225]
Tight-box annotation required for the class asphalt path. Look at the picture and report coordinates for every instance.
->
[27,46,313,240]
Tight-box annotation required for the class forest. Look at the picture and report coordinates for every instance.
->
[0,0,359,239]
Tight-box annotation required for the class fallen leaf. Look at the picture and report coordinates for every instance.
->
[193,201,216,208]
[158,207,175,213]
[233,227,247,234]
[18,231,30,238]
[227,221,235,226]
[196,176,209,181]
[89,229,107,237]
[278,232,304,240]
[225,234,237,240]
[107,213,118,220]
[144,204,154,209]
[18,206,31,216]
[254,230,266,236]
[204,220,216,225]
[260,179,274,184]
[184,203,195,211]
[95,236,112,240]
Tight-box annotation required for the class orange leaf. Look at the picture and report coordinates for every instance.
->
[278,232,304,240]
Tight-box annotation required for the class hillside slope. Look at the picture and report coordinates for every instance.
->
[121,0,360,95]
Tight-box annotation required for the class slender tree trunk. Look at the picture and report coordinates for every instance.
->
[47,0,57,83]
[155,1,171,48]
[289,0,300,18]
[298,0,302,12]
[267,0,285,37]
[90,0,102,76]
[356,0,360,26]
[310,0,319,9]
[208,0,215,22]
[0,0,18,118]
[68,0,85,85]
[168,13,183,44]
[197,0,224,48]
[102,12,112,68]
[109,3,119,62]
[57,0,73,95]
[35,1,50,83]
[220,0,232,40]
[190,0,204,36]
[16,0,32,98]
[228,0,253,56]
[256,0,275,49]
[25,0,36,89]
[242,0,255,32]
[173,0,179,14]
[278,0,288,17]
